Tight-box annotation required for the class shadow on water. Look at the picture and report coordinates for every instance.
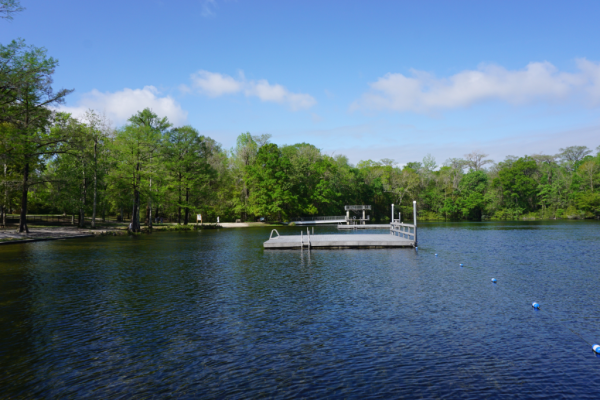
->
[0,221,599,398]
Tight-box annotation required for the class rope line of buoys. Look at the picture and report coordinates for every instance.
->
[433,252,598,355]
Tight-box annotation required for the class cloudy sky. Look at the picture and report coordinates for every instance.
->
[3,0,600,165]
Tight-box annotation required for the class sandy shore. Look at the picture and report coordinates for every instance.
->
[0,222,282,245]
[0,226,99,244]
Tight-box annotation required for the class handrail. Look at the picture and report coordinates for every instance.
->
[294,215,346,221]
[390,221,416,240]
[346,215,370,222]
[269,229,280,239]
[344,205,371,211]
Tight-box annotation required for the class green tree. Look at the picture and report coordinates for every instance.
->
[247,143,294,221]
[493,156,539,214]
[109,109,166,232]
[0,40,73,232]
[457,170,488,219]
[163,125,214,224]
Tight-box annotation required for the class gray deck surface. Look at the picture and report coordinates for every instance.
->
[264,233,414,249]
[337,224,390,230]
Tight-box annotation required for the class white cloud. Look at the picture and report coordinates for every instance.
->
[190,70,317,110]
[59,86,188,126]
[192,70,242,97]
[352,59,600,113]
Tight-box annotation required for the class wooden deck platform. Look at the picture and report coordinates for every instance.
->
[337,224,390,230]
[263,233,415,249]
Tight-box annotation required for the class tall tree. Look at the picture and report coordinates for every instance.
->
[109,109,166,232]
[163,126,213,224]
[0,40,73,232]
[83,111,112,228]
[247,143,294,221]
[493,156,539,214]
[464,150,493,171]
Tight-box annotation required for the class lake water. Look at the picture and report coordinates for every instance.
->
[1,221,600,398]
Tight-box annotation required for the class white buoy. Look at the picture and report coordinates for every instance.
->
[593,344,600,353]
[532,302,540,309]
[460,263,464,267]
[491,278,497,283]
[435,253,438,256]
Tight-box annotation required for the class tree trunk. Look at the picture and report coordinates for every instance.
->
[130,164,142,232]
[2,163,7,228]
[92,141,97,228]
[78,159,86,228]
[148,177,152,229]
[184,187,189,225]
[131,189,141,232]
[18,161,29,233]
[178,177,182,225]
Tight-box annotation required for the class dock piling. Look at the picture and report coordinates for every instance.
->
[413,201,418,246]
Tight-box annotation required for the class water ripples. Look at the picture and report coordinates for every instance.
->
[1,221,600,398]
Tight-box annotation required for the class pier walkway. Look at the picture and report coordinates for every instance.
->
[337,224,390,230]
[290,216,346,225]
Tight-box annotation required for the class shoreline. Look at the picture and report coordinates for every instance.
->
[0,222,285,246]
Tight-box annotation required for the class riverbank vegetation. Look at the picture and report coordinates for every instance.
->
[2,3,599,231]
[3,103,599,230]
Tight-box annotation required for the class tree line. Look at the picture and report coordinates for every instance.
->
[2,2,599,232]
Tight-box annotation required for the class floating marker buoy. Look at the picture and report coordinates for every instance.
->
[593,344,600,353]
[460,263,464,267]
[491,278,497,283]
[532,302,540,309]
[435,253,438,256]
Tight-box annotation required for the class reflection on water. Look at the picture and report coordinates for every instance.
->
[1,221,600,398]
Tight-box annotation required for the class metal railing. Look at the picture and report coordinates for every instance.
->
[345,215,370,223]
[390,221,416,241]
[294,215,346,221]
[344,205,371,211]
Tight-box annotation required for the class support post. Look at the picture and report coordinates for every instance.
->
[413,200,417,246]
[362,209,365,225]
[346,210,350,225]
[391,204,394,223]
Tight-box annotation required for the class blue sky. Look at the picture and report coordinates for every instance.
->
[2,0,600,165]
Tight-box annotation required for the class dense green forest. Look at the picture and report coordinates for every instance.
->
[2,3,600,232]
[2,99,600,232]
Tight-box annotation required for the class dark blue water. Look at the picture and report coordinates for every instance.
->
[1,221,600,398]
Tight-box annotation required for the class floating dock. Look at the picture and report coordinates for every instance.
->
[265,201,418,250]
[263,233,414,249]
